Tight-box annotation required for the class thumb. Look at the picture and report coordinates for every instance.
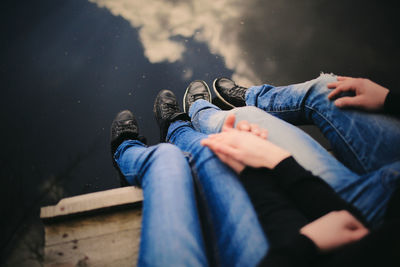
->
[222,113,236,131]
[334,96,363,109]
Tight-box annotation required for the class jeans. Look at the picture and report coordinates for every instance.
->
[167,121,268,267]
[114,141,207,266]
[189,97,399,227]
[114,123,268,266]
[245,73,400,175]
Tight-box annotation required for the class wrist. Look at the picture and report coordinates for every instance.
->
[263,148,291,169]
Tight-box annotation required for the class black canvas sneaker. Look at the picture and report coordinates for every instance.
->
[213,77,247,108]
[183,80,212,113]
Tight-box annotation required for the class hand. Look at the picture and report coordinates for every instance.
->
[201,126,291,172]
[300,210,369,252]
[223,113,268,139]
[202,114,269,173]
[327,76,389,111]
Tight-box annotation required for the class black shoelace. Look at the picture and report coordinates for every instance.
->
[190,93,207,102]
[228,86,246,99]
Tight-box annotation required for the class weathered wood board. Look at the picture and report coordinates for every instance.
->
[41,186,143,267]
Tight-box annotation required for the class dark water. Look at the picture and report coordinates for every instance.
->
[1,0,399,264]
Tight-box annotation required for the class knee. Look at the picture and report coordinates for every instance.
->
[313,73,337,93]
[153,143,183,157]
[152,143,187,165]
[232,106,271,123]
[233,106,265,116]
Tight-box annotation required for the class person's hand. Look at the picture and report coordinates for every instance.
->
[201,126,291,172]
[300,210,369,252]
[222,113,268,139]
[327,76,389,111]
[201,114,269,173]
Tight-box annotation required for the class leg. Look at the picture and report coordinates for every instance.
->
[188,100,398,226]
[189,100,355,187]
[246,73,400,174]
[114,140,208,266]
[167,121,268,266]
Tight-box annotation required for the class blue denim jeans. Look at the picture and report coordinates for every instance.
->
[114,123,268,266]
[114,141,208,266]
[246,73,400,175]
[189,98,399,227]
[167,121,268,267]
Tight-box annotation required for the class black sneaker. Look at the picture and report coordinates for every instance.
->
[213,77,247,108]
[110,110,142,186]
[183,80,212,113]
[153,90,189,142]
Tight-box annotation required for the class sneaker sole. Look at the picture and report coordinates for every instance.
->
[212,78,236,109]
[183,80,212,113]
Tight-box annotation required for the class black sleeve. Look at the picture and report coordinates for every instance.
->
[383,91,400,117]
[241,157,367,225]
[258,234,318,267]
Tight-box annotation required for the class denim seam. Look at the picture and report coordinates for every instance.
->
[265,108,301,113]
[305,104,367,172]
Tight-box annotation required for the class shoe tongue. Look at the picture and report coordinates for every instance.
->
[191,84,206,94]
[122,119,133,125]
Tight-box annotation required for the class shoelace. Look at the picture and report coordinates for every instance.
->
[161,102,179,113]
[190,93,207,102]
[113,120,137,134]
[228,85,246,98]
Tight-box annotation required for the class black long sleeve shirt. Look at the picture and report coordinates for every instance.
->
[239,158,400,267]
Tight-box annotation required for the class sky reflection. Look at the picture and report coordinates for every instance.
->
[89,0,259,85]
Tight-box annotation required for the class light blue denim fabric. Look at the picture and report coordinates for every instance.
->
[246,73,400,175]
[114,140,208,266]
[189,99,399,226]
[167,121,268,267]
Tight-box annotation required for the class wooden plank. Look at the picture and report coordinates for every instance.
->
[40,186,143,220]
[44,227,140,267]
[44,208,142,246]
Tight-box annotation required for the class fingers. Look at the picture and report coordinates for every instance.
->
[236,121,268,139]
[334,96,363,108]
[337,76,351,81]
[327,82,356,99]
[339,211,369,242]
[327,81,340,89]
[222,113,236,132]
[348,226,369,241]
[202,138,244,162]
[236,120,251,132]
[260,129,268,139]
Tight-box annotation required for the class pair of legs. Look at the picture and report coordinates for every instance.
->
[189,73,400,226]
[113,121,267,266]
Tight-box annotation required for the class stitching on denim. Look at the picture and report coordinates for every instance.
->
[265,108,301,113]
[305,104,367,172]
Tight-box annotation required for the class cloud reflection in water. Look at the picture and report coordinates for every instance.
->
[89,0,259,85]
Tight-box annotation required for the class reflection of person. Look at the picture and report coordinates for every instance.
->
[201,117,399,266]
[110,83,268,266]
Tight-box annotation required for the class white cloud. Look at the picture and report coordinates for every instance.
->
[89,0,260,85]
